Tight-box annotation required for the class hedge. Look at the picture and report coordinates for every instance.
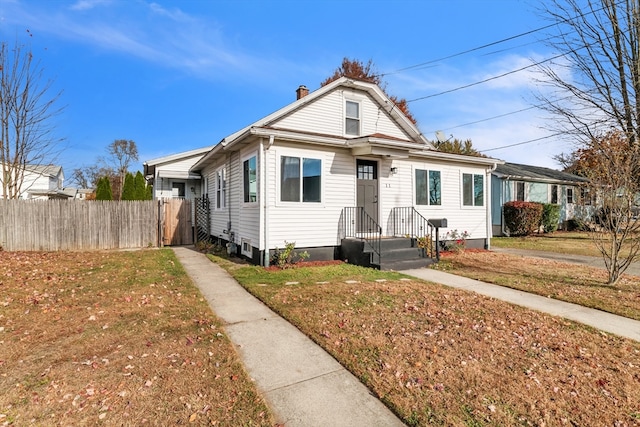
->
[503,201,543,236]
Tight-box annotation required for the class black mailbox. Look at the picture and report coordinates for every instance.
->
[428,218,447,228]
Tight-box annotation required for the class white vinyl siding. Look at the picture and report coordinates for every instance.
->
[266,144,354,248]
[274,90,412,141]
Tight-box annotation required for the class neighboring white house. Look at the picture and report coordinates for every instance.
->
[143,146,214,200]
[189,77,503,268]
[0,164,72,199]
[491,162,590,235]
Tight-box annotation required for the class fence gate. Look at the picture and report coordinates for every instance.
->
[194,197,211,243]
[161,198,193,245]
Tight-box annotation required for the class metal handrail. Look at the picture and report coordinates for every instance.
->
[341,207,381,263]
[391,207,439,260]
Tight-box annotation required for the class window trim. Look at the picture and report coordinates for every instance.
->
[242,152,258,205]
[566,187,574,204]
[414,168,442,206]
[462,172,484,208]
[241,238,252,257]
[277,152,323,205]
[215,167,226,210]
[345,99,361,136]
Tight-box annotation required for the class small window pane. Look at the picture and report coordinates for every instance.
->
[463,174,473,206]
[415,170,428,205]
[551,185,558,204]
[281,156,300,202]
[243,156,257,203]
[346,101,359,118]
[429,170,441,205]
[303,158,321,202]
[474,174,484,206]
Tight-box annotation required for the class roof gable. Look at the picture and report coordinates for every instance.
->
[194,78,434,170]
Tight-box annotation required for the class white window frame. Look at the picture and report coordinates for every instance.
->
[414,168,442,207]
[461,172,484,208]
[345,99,361,136]
[278,154,323,204]
[215,167,226,210]
[242,152,258,205]
[566,187,574,204]
[241,238,252,257]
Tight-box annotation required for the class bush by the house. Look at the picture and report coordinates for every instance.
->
[503,201,543,236]
[271,241,310,268]
[541,203,561,233]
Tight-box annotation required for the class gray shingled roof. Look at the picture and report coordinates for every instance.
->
[494,162,588,184]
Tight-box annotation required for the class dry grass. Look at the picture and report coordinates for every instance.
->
[0,249,274,427]
[436,251,640,321]
[491,232,600,256]
[216,258,640,426]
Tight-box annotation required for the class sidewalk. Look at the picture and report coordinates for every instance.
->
[172,246,404,427]
[400,267,640,342]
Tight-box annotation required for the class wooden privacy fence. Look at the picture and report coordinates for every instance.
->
[0,199,160,251]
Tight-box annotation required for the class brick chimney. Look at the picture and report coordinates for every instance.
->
[296,85,309,100]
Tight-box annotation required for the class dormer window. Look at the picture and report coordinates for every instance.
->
[345,100,360,136]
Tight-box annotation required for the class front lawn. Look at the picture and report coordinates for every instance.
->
[0,250,274,426]
[210,256,640,427]
[435,250,640,320]
[491,231,600,256]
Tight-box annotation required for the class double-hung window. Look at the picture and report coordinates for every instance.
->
[415,169,441,205]
[280,155,321,202]
[345,100,360,136]
[462,173,484,206]
[216,168,226,209]
[566,187,574,204]
[243,155,257,203]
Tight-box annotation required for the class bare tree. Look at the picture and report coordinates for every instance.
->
[321,58,418,125]
[71,139,138,199]
[573,130,640,285]
[0,40,63,199]
[536,0,640,144]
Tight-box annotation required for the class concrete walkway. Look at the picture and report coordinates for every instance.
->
[172,246,404,427]
[400,267,640,342]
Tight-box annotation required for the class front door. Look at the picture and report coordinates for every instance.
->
[356,159,378,231]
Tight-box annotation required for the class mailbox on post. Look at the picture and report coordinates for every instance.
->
[428,218,447,228]
[428,218,447,261]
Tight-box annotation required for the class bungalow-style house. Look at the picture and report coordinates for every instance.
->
[189,77,502,269]
[143,146,214,200]
[0,164,72,200]
[491,162,589,235]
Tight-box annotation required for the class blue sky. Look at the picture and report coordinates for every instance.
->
[0,0,571,182]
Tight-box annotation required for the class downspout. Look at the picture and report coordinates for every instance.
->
[485,162,498,249]
[261,135,275,266]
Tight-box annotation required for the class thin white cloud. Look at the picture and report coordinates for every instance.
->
[69,0,112,11]
[0,0,267,80]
